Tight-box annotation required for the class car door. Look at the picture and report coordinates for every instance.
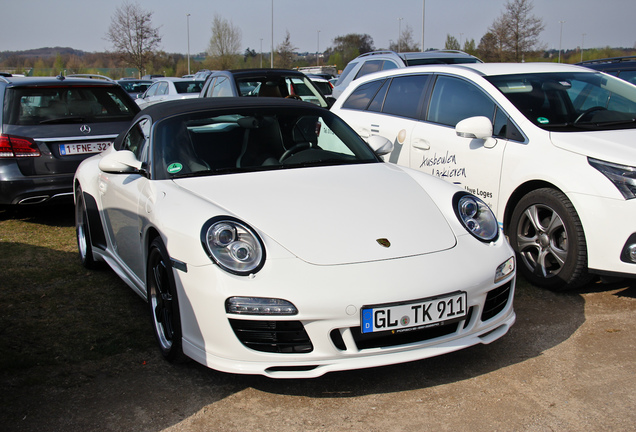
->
[100,118,152,282]
[147,81,169,105]
[337,74,430,167]
[411,75,511,213]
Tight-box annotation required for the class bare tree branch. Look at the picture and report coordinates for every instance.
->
[207,14,242,69]
[105,1,162,77]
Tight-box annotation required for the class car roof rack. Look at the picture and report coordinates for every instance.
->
[357,51,396,58]
[66,74,115,82]
[578,56,636,65]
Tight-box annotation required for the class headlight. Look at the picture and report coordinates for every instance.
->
[201,217,265,275]
[589,158,636,200]
[453,192,499,242]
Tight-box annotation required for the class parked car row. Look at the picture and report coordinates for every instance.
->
[3,51,636,378]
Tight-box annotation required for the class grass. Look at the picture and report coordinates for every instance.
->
[0,205,154,383]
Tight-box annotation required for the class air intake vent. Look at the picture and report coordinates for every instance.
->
[481,282,512,322]
[229,319,313,353]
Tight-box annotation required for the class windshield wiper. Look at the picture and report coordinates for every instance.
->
[591,118,636,127]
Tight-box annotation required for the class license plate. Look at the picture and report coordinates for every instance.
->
[361,292,467,334]
[59,142,112,156]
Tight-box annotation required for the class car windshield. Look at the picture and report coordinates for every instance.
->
[235,75,329,107]
[152,106,379,180]
[5,86,139,125]
[486,72,636,131]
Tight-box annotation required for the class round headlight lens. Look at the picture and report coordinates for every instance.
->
[202,218,265,275]
[211,223,236,247]
[453,193,499,242]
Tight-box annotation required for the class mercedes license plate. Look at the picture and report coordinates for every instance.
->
[60,142,112,156]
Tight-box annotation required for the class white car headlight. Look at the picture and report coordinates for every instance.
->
[453,192,499,242]
[201,217,265,275]
[589,158,636,200]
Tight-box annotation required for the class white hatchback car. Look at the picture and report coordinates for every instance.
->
[332,62,636,290]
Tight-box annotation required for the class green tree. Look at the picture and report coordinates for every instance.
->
[327,33,374,69]
[463,39,477,56]
[53,54,65,75]
[445,34,460,50]
[276,30,297,69]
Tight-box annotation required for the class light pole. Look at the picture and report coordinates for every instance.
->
[186,14,191,75]
[558,20,565,63]
[581,33,586,63]
[260,38,263,68]
[421,0,425,52]
[398,18,403,53]
[271,0,274,68]
[316,30,320,66]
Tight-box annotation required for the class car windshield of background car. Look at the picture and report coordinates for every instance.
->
[5,86,139,125]
[152,108,379,179]
[487,72,636,131]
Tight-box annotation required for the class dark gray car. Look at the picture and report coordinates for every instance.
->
[199,69,334,108]
[0,75,139,206]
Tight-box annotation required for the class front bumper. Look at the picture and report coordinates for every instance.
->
[570,192,636,278]
[171,234,516,378]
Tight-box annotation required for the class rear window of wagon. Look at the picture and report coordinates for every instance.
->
[4,85,139,125]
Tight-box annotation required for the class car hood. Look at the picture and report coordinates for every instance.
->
[174,163,457,265]
[550,129,636,165]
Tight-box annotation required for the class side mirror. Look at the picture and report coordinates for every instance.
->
[367,135,394,156]
[456,116,497,149]
[98,150,143,174]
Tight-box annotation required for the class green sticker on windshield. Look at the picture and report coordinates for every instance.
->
[537,117,549,124]
[167,162,183,174]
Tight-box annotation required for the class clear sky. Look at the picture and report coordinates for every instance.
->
[1,0,635,56]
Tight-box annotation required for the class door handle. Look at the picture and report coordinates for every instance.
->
[413,139,430,150]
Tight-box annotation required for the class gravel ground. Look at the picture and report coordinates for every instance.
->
[5,275,636,432]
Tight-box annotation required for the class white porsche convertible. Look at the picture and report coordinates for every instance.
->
[74,98,516,378]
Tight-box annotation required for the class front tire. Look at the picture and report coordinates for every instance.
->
[509,188,591,291]
[147,237,187,362]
